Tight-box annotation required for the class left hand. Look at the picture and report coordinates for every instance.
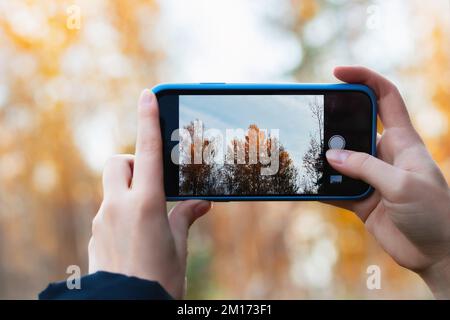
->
[88,89,212,299]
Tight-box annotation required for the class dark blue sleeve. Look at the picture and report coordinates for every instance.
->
[39,271,173,300]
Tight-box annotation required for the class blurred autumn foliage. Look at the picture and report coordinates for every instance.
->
[0,0,162,298]
[0,0,448,299]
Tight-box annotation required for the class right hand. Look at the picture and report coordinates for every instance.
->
[325,66,450,299]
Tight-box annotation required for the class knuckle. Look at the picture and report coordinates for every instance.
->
[102,196,121,211]
[104,155,121,168]
[358,65,371,74]
[102,155,127,181]
[104,154,133,169]
[385,80,405,103]
[349,152,372,171]
[99,197,125,222]
[358,153,372,171]
[389,81,400,94]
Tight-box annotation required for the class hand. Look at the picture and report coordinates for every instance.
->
[325,66,450,299]
[88,89,212,299]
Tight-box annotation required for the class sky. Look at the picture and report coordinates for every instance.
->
[156,0,300,82]
[179,95,324,168]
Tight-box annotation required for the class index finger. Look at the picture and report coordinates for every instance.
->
[132,89,164,194]
[334,66,413,131]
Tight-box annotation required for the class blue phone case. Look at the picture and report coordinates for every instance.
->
[152,83,377,201]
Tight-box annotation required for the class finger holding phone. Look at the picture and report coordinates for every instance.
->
[88,90,212,299]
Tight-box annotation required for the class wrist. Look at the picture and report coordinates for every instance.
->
[419,256,450,299]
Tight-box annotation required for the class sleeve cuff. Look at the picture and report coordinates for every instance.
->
[39,271,173,300]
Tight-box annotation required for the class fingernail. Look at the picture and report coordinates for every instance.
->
[139,89,153,107]
[326,149,351,164]
[194,201,212,215]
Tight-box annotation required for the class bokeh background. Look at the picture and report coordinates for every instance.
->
[0,0,449,299]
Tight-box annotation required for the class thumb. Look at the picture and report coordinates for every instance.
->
[168,200,212,262]
[326,149,404,197]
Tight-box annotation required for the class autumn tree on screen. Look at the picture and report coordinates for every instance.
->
[179,121,216,195]
[179,123,300,195]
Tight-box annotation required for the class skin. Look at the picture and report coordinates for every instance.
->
[325,66,450,299]
[88,89,212,299]
[89,67,450,299]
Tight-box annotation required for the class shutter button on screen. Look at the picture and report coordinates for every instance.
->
[328,135,346,150]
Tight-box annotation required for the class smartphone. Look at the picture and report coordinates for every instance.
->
[153,83,377,201]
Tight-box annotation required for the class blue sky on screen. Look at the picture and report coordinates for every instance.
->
[179,95,323,168]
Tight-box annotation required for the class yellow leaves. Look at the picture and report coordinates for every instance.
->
[0,151,25,183]
[32,160,59,194]
[428,27,450,113]
[293,0,319,24]
[418,24,450,180]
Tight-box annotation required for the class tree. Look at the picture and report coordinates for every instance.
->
[179,124,300,195]
[179,121,216,195]
[301,98,325,193]
[301,134,324,193]
[309,96,324,151]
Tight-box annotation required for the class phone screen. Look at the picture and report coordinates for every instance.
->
[158,88,375,199]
